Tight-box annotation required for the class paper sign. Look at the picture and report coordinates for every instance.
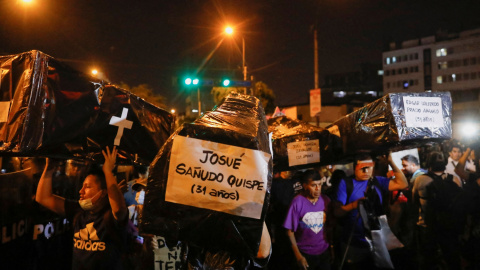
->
[287,139,320,166]
[403,96,444,128]
[153,236,182,270]
[310,89,321,117]
[166,136,271,219]
[0,101,10,123]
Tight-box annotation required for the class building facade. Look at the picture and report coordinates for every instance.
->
[383,28,480,139]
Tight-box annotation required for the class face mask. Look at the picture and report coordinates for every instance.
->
[79,190,103,211]
[135,190,145,205]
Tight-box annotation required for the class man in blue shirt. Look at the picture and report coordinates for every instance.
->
[333,152,408,269]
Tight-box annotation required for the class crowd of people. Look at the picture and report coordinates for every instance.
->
[268,140,480,270]
[2,138,480,269]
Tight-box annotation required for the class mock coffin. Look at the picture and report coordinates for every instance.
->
[0,50,174,164]
[140,93,272,258]
[268,116,342,172]
[326,91,452,159]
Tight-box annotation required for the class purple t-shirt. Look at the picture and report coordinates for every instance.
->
[283,194,330,255]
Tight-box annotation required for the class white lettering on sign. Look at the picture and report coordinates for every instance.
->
[287,139,320,167]
[403,96,444,128]
[165,136,271,219]
[109,107,133,146]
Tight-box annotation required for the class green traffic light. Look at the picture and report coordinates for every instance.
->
[223,79,230,87]
[184,77,199,86]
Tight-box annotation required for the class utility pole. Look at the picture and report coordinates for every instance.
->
[314,29,320,126]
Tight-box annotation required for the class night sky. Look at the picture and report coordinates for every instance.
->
[1,0,480,112]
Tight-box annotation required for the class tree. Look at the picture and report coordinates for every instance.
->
[117,82,166,109]
[210,81,276,114]
[254,81,275,115]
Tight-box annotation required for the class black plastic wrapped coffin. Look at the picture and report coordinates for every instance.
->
[326,91,452,159]
[268,116,342,172]
[140,93,272,259]
[0,50,174,164]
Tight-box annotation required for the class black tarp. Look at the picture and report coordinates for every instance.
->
[0,50,174,164]
[326,91,452,160]
[268,116,342,172]
[140,93,272,259]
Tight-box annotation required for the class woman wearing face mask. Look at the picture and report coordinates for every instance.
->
[36,146,129,270]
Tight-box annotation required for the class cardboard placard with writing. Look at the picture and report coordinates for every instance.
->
[166,136,271,219]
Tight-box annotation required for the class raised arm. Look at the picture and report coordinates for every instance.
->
[455,147,471,181]
[102,146,128,221]
[35,158,66,215]
[387,152,408,191]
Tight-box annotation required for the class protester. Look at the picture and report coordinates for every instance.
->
[333,152,407,269]
[267,170,297,269]
[412,151,464,270]
[35,146,130,270]
[455,146,480,269]
[128,166,148,226]
[445,142,465,187]
[283,169,333,270]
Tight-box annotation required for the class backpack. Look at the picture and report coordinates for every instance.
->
[424,172,466,234]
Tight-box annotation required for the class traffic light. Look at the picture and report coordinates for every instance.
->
[182,77,213,87]
[216,79,251,87]
[184,77,199,86]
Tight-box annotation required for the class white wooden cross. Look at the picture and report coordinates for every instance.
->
[109,107,133,146]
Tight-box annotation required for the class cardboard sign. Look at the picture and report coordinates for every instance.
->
[287,139,320,166]
[403,96,444,128]
[166,136,271,219]
[310,89,321,117]
[153,236,182,270]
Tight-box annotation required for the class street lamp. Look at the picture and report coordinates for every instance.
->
[224,26,247,94]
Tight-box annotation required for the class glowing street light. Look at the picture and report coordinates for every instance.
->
[91,69,99,76]
[224,26,247,94]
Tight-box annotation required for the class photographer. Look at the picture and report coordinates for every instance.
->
[333,152,407,269]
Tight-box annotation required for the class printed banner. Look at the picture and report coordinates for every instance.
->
[166,136,270,219]
[287,139,320,166]
[403,96,444,128]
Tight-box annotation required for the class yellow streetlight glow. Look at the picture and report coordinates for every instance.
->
[225,26,233,35]
[22,0,33,3]
[91,69,98,76]
[171,109,176,114]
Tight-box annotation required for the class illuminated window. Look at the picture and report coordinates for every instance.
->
[452,74,456,82]
[333,91,346,98]
[386,58,391,65]
[437,76,443,84]
[438,61,447,69]
[436,48,447,57]
[378,70,384,75]
[392,57,397,63]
